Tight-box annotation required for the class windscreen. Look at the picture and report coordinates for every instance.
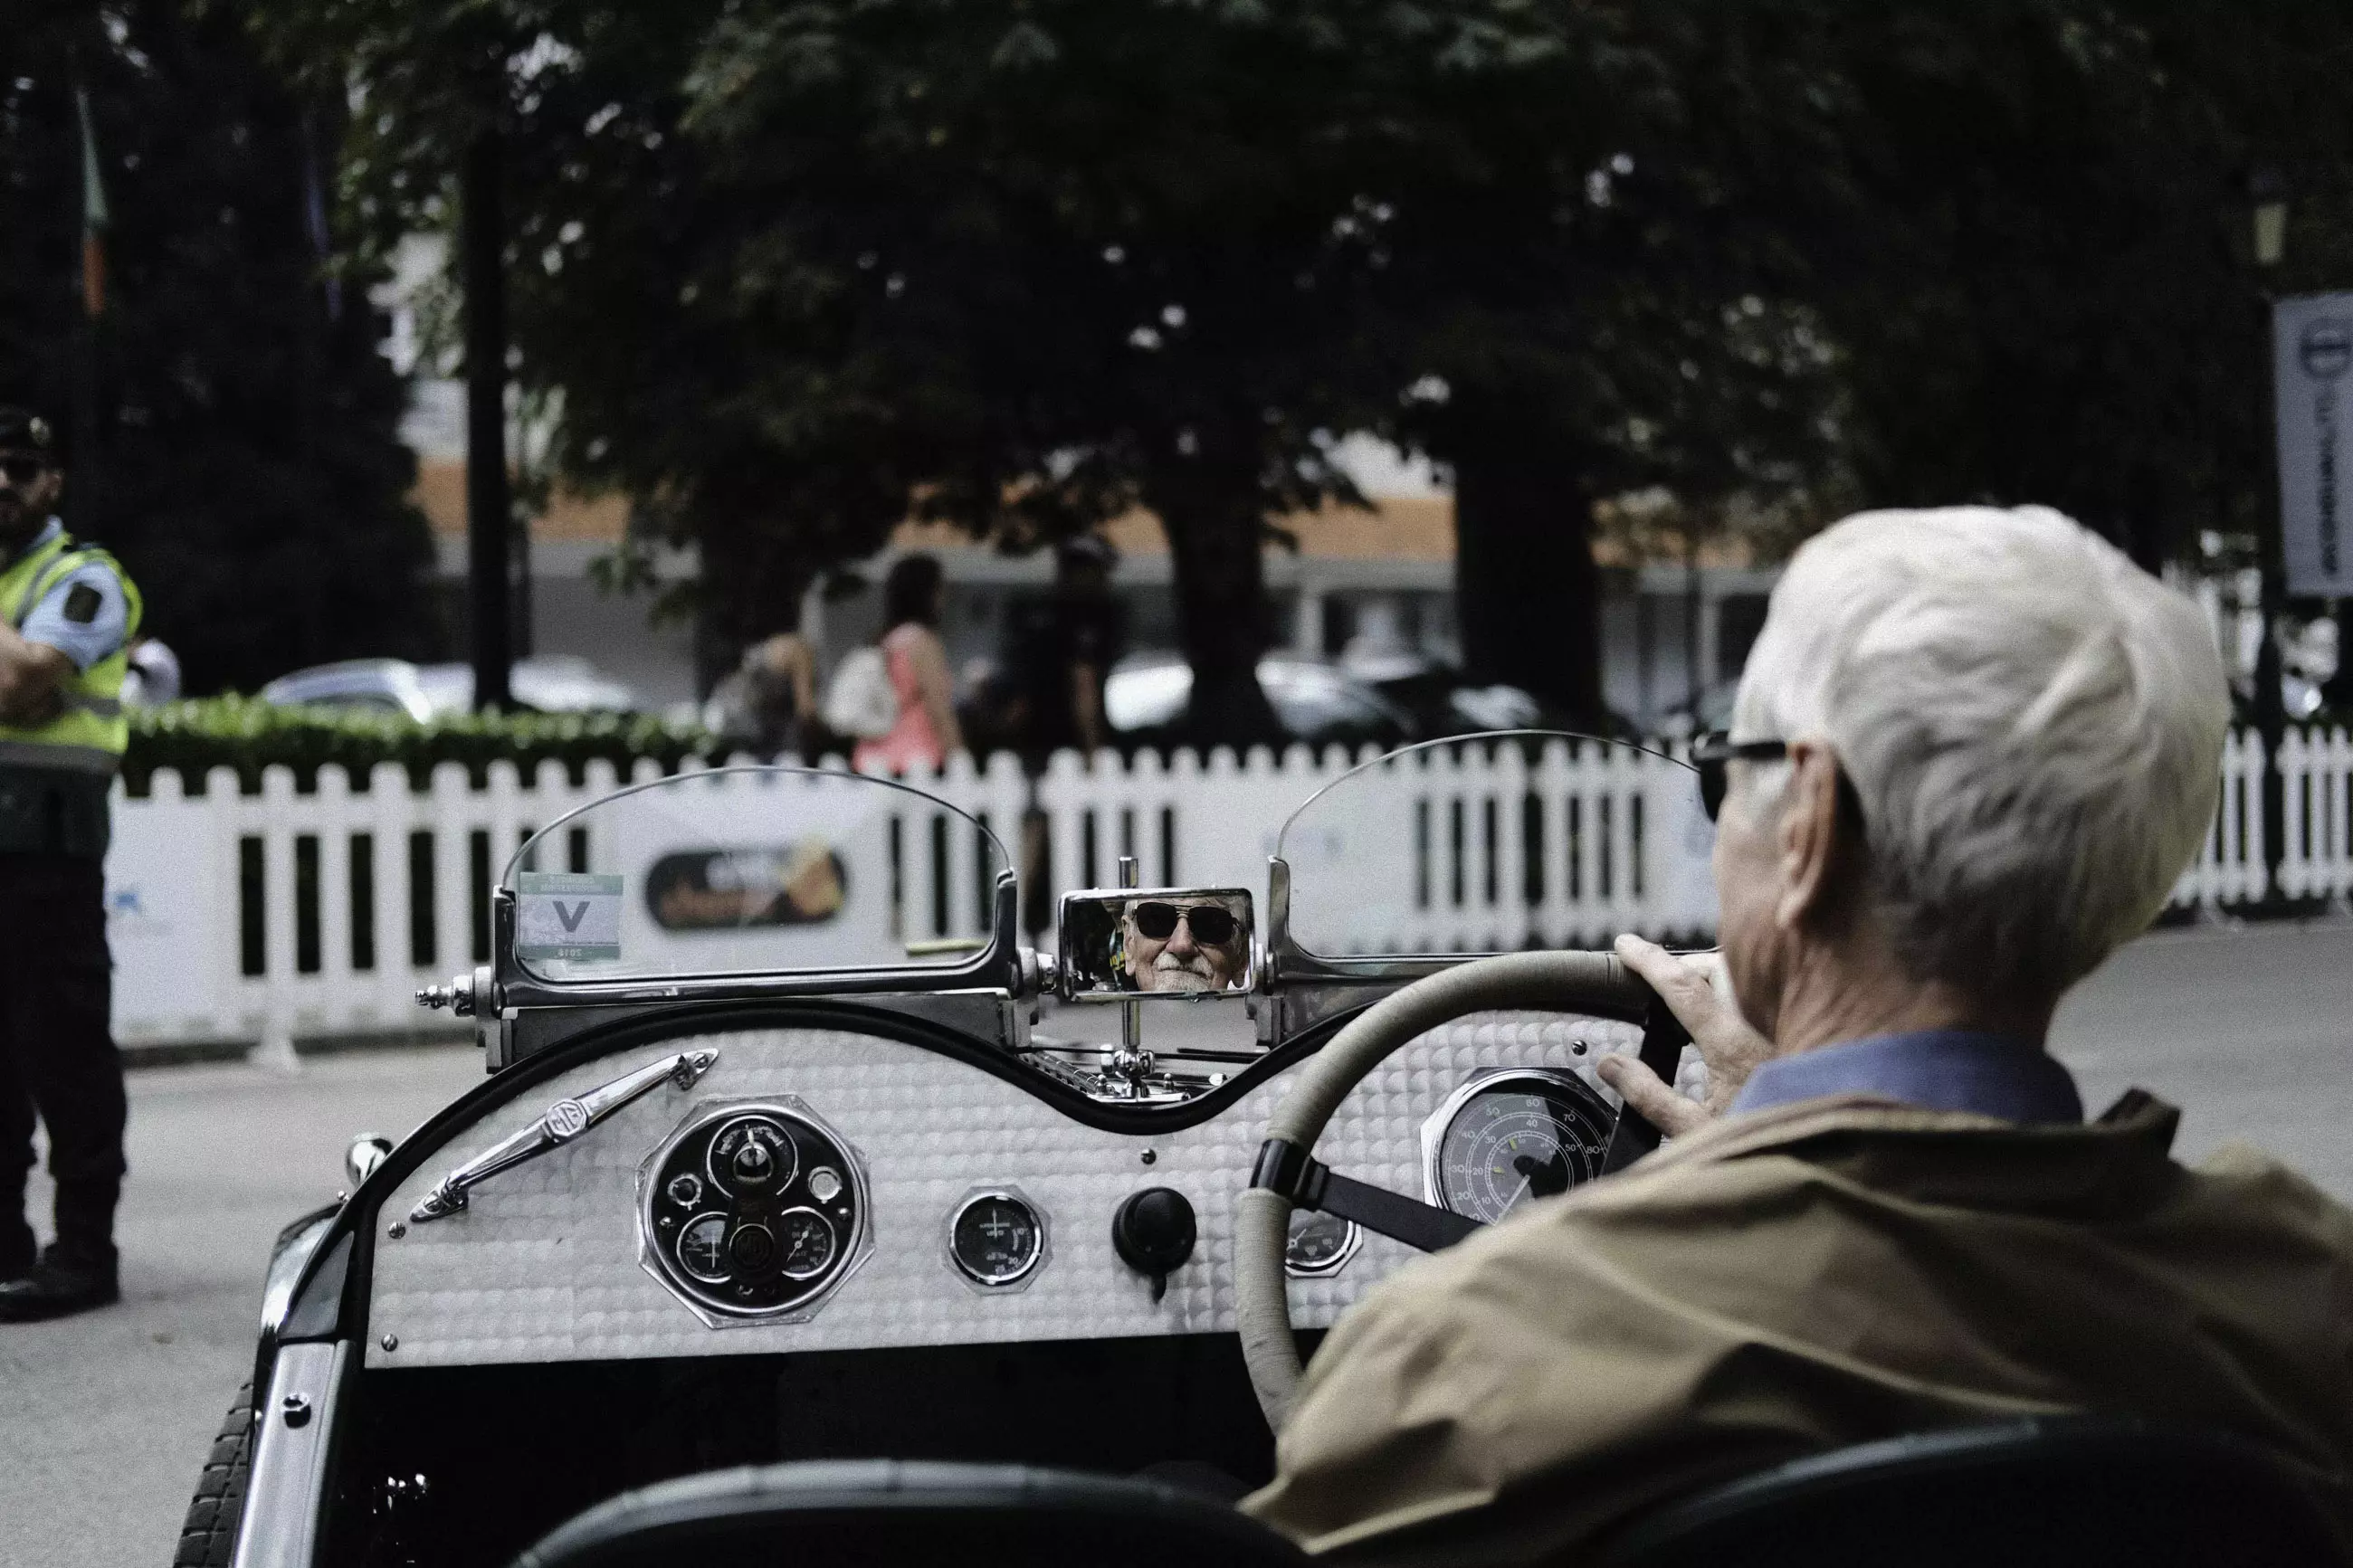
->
[1273,732,1717,958]
[504,766,1010,984]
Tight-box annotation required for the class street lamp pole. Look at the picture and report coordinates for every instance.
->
[462,124,512,712]
[2247,166,2289,899]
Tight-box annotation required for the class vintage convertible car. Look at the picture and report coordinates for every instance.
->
[173,731,2339,1568]
[172,731,1719,1567]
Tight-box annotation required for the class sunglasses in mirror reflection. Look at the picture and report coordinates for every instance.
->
[1056,888,1255,999]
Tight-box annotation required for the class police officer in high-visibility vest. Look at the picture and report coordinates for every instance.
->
[0,406,142,1321]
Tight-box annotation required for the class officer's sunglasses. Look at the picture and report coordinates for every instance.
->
[1131,901,1239,946]
[0,455,52,486]
[1691,731,1789,822]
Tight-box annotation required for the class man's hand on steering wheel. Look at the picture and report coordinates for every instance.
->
[1597,935,1774,1137]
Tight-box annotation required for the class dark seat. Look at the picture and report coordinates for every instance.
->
[1591,1415,2348,1568]
[506,1457,1305,1568]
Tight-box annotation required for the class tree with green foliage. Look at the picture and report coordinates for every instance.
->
[274,0,1846,738]
[256,0,2353,742]
[2,0,435,696]
[1801,3,2353,572]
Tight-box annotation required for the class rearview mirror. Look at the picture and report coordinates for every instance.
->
[1056,888,1254,1001]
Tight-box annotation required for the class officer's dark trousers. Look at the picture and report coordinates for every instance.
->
[0,852,125,1271]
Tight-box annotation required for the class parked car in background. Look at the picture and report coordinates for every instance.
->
[259,656,639,717]
[1102,649,1418,749]
[1335,645,1639,744]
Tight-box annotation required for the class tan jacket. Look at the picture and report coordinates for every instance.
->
[1243,1092,2353,1562]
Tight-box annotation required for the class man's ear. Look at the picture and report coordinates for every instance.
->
[1772,739,1848,932]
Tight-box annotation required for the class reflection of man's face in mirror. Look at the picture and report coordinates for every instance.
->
[1122,896,1245,993]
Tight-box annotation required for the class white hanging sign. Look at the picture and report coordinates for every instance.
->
[2273,293,2353,598]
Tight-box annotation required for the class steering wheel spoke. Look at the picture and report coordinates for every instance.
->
[1251,1138,1483,1253]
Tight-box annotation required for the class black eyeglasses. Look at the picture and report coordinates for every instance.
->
[1131,901,1239,946]
[1691,730,1789,822]
[0,455,52,486]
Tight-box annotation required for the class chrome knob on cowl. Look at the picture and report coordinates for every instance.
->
[344,1134,395,1190]
[1111,1186,1196,1303]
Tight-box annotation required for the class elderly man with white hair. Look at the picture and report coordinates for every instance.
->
[1244,507,2353,1558]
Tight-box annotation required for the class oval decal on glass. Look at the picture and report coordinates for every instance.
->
[645,841,849,931]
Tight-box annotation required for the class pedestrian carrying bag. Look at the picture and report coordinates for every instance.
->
[824,645,901,739]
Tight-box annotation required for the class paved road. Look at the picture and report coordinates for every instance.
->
[5,919,2348,1567]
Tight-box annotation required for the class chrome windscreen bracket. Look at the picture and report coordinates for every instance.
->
[1256,857,1462,1046]
[410,1049,719,1223]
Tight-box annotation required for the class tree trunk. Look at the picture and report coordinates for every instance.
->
[694,519,816,697]
[1145,459,1285,750]
[1451,445,1606,728]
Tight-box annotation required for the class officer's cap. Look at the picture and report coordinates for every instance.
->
[0,406,59,457]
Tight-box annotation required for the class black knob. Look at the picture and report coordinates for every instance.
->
[1111,1187,1196,1297]
[729,1223,777,1272]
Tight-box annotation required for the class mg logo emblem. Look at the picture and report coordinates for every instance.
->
[545,1100,591,1139]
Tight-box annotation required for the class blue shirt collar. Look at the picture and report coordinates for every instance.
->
[1730,1030,2082,1124]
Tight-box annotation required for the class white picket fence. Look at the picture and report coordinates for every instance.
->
[97,726,2351,1057]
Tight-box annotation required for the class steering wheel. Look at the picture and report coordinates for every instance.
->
[1235,950,1690,1429]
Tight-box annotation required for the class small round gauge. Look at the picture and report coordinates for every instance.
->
[676,1213,731,1282]
[948,1192,1045,1287]
[1430,1071,1615,1225]
[664,1172,703,1209]
[776,1207,838,1279]
[710,1117,797,1195]
[1284,1210,1360,1278]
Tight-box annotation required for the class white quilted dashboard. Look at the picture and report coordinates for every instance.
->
[367,1012,1652,1370]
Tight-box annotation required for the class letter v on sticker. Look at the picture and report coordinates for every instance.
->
[517,873,624,962]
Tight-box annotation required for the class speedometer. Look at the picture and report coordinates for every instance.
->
[1424,1070,1615,1224]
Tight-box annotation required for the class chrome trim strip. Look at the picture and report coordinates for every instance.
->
[410,1050,719,1222]
[231,1340,347,1568]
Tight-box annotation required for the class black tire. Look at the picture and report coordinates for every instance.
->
[174,1380,253,1567]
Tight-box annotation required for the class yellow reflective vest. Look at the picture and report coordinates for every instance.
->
[0,526,142,855]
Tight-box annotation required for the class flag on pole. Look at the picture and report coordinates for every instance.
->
[75,85,110,318]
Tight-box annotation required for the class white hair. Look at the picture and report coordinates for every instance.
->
[1730,505,2229,998]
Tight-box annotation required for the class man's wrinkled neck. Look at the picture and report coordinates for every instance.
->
[1767,923,2055,1059]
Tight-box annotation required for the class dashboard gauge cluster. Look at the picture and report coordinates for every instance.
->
[639,1100,869,1325]
[946,1188,1048,1289]
[1423,1069,1615,1225]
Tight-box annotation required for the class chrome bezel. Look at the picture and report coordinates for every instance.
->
[637,1095,872,1328]
[944,1186,1050,1291]
[1282,1212,1362,1278]
[1420,1066,1617,1215]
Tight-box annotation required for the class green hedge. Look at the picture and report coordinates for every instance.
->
[123,697,717,794]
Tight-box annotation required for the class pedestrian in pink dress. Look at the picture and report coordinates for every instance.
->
[852,555,963,774]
